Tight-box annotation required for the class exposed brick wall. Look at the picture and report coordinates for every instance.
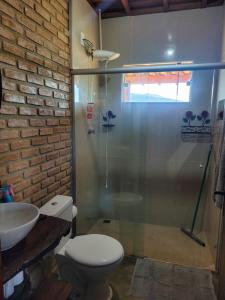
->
[0,0,72,206]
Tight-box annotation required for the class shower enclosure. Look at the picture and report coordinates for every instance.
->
[72,64,223,270]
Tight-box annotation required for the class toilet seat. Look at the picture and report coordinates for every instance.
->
[65,234,124,267]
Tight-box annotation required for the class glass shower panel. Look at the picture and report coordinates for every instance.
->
[74,69,215,259]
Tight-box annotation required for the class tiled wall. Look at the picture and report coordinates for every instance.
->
[0,0,72,205]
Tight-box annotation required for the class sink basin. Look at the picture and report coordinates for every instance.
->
[0,203,39,251]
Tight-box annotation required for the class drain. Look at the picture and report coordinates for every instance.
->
[103,219,111,224]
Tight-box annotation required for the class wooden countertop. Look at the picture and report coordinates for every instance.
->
[1,215,71,284]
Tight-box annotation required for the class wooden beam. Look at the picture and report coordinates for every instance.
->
[121,0,130,15]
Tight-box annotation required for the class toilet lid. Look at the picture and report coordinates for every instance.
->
[65,234,124,266]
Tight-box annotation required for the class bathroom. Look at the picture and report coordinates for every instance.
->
[1,0,225,299]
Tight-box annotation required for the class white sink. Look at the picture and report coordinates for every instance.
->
[0,203,39,251]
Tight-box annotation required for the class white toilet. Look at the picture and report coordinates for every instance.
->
[40,195,124,299]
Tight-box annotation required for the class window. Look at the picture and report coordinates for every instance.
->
[122,62,192,103]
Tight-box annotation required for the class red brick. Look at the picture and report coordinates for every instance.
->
[22,0,34,8]
[47,166,60,177]
[16,13,36,32]
[32,172,47,184]
[58,31,68,44]
[45,79,57,89]
[2,15,23,34]
[55,141,66,150]
[59,102,69,109]
[47,119,59,126]
[21,148,39,158]
[44,40,58,54]
[25,7,42,25]
[30,119,46,127]
[60,119,70,125]
[4,69,26,81]
[40,128,53,136]
[31,136,47,145]
[56,13,67,27]
[24,166,40,178]
[11,139,30,150]
[0,120,6,128]
[43,21,57,35]
[54,126,66,133]
[61,176,70,185]
[8,119,28,127]
[0,2,15,17]
[42,0,56,15]
[59,83,69,92]
[44,59,57,71]
[38,67,52,78]
[48,181,60,193]
[60,162,70,171]
[48,135,60,143]
[40,144,54,154]
[32,189,47,202]
[41,160,55,171]
[45,99,56,107]
[54,91,65,99]
[0,151,19,163]
[24,183,41,198]
[42,177,55,188]
[27,74,44,85]
[9,160,29,173]
[0,143,9,153]
[39,87,52,97]
[0,53,16,66]
[38,108,53,116]
[26,52,43,65]
[35,4,50,21]
[4,93,25,104]
[53,72,65,81]
[26,30,43,45]
[55,110,65,117]
[46,151,59,161]
[18,60,37,73]
[19,84,37,95]
[60,133,70,141]
[4,0,23,12]
[2,79,16,91]
[0,105,17,115]
[0,166,6,176]
[37,46,51,59]
[21,128,39,137]
[14,179,31,193]
[4,174,22,185]
[18,37,35,51]
[19,107,37,116]
[0,26,15,41]
[27,97,44,106]
[55,171,66,181]
[0,129,19,140]
[30,155,46,166]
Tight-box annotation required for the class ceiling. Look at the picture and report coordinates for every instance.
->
[87,0,224,18]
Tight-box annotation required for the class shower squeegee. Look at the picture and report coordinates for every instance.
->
[181,144,213,247]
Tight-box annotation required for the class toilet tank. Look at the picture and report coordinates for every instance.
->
[39,195,73,222]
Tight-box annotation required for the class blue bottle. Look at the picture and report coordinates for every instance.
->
[2,186,13,203]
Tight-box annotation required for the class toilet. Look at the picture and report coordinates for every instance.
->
[40,195,124,300]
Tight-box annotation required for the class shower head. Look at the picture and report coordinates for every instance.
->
[93,50,120,61]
